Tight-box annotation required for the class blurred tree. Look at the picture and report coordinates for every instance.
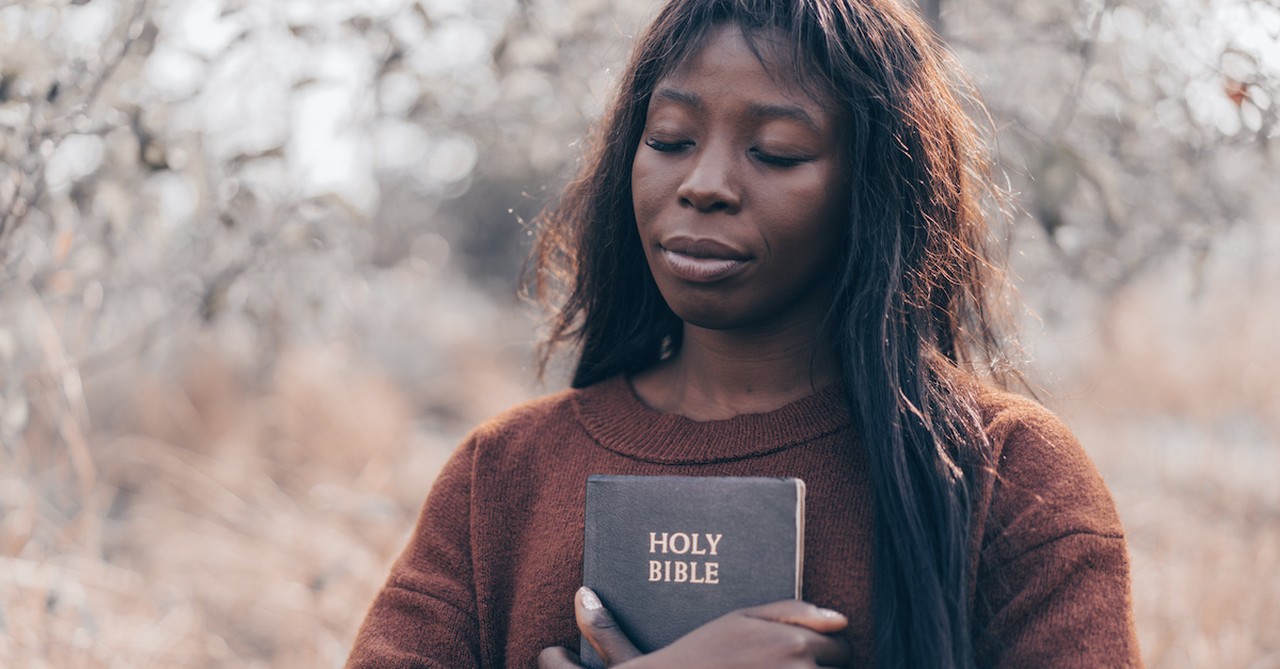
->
[919,0,943,33]
[946,0,1277,297]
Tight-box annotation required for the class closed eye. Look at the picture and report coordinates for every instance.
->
[750,148,809,168]
[645,138,692,153]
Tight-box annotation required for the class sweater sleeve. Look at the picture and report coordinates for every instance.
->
[346,437,483,669]
[971,400,1143,668]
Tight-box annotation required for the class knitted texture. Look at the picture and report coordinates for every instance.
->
[346,376,1141,668]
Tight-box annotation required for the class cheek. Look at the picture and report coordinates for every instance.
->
[631,152,676,227]
[809,168,850,247]
[630,155,655,222]
[772,177,846,249]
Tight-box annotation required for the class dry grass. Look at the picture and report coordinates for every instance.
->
[1035,232,1280,668]
[1,337,535,668]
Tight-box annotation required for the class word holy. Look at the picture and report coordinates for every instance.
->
[648,532,723,584]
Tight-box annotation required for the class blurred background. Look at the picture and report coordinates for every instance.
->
[1,0,1276,666]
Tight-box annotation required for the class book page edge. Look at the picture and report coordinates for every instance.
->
[794,478,806,599]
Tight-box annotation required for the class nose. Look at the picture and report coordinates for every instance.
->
[676,145,741,214]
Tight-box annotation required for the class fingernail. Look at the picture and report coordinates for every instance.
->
[578,586,602,611]
[818,607,844,618]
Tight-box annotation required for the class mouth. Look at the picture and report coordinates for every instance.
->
[658,237,752,283]
[661,237,751,261]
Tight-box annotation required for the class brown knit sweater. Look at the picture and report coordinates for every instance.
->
[346,376,1141,668]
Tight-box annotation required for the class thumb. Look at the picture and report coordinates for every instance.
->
[575,586,642,666]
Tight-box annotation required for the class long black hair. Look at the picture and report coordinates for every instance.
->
[531,1,1017,667]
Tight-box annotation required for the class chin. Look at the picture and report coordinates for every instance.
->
[665,301,760,332]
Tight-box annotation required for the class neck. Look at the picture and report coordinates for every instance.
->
[632,319,840,421]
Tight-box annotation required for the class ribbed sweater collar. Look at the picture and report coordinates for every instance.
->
[573,375,852,464]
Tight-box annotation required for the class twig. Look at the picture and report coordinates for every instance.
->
[0,0,150,249]
[1044,0,1112,143]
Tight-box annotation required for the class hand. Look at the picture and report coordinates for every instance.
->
[538,587,851,668]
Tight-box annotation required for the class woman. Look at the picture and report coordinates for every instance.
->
[347,0,1142,667]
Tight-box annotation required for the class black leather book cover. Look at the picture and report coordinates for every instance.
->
[580,475,806,668]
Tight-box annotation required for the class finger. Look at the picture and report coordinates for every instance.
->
[537,646,583,669]
[743,620,851,668]
[740,599,849,633]
[575,586,643,666]
[809,632,852,667]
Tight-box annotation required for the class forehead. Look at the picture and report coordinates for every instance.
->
[654,24,834,122]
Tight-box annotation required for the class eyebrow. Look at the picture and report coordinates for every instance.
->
[654,87,703,110]
[746,101,820,132]
[652,87,822,132]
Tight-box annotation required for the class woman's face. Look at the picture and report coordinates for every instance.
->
[631,24,848,334]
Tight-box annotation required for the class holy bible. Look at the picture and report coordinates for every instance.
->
[580,474,806,668]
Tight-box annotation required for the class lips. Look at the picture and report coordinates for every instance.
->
[658,236,752,283]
